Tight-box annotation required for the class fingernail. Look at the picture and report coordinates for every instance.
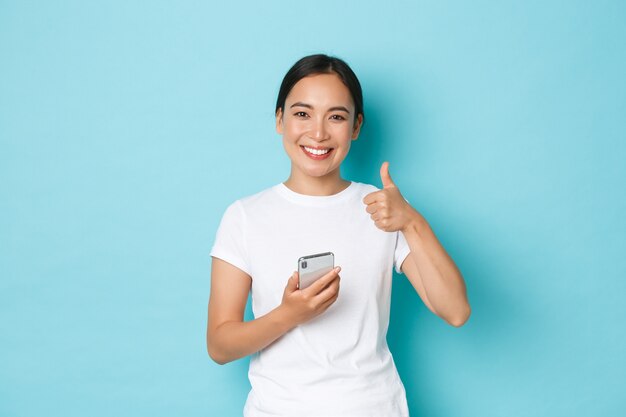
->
[335,266,341,273]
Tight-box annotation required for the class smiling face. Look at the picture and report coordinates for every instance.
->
[276,73,363,186]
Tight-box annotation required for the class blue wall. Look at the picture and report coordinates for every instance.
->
[1,1,624,416]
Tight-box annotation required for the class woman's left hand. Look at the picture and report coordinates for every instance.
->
[363,162,421,233]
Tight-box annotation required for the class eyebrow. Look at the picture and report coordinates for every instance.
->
[290,102,351,114]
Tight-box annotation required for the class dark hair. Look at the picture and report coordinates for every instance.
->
[275,54,364,125]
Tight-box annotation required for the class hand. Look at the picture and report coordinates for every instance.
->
[279,267,341,327]
[363,162,416,232]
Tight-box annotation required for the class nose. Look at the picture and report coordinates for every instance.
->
[311,118,329,141]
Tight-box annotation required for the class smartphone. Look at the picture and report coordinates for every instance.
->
[297,252,334,290]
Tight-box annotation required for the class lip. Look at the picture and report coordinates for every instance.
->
[300,145,334,160]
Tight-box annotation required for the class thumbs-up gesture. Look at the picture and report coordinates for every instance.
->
[363,162,417,233]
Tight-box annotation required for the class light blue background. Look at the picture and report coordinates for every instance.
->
[1,1,625,416]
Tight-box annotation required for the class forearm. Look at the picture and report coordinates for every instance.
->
[208,306,295,365]
[402,209,470,325]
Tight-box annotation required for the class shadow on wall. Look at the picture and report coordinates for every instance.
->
[389,233,524,416]
[344,75,527,416]
[341,77,405,186]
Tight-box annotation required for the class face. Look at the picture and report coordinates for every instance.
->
[276,73,363,181]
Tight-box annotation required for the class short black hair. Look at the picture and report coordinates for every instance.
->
[275,54,364,125]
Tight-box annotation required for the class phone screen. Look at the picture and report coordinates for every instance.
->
[298,252,334,289]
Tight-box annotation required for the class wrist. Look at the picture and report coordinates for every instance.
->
[272,304,297,333]
[401,205,426,234]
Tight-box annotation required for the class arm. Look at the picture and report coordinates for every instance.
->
[206,257,341,365]
[399,209,471,327]
[363,162,471,327]
[206,258,291,364]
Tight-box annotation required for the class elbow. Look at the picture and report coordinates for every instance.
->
[447,304,471,328]
[207,323,241,365]
[207,335,231,365]
[207,344,231,365]
[210,354,229,366]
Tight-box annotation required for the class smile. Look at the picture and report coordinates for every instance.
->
[301,146,333,160]
[303,146,330,155]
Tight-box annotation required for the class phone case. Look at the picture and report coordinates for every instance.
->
[298,252,334,289]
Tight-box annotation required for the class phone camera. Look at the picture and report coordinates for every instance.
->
[301,261,307,269]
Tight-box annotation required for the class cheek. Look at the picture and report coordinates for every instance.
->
[333,125,354,142]
[284,121,306,138]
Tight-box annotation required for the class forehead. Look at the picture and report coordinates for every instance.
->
[285,73,354,108]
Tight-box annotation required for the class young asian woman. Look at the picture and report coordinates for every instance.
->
[207,54,471,417]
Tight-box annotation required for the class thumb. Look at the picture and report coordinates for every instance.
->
[286,271,299,291]
[380,161,395,189]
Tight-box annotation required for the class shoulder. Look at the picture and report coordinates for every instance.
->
[220,184,281,216]
[238,184,282,208]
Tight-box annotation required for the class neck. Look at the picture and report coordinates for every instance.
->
[283,169,350,196]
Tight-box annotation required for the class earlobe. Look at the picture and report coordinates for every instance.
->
[275,109,284,134]
[351,114,363,139]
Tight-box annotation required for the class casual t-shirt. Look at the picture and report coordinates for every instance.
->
[210,181,411,417]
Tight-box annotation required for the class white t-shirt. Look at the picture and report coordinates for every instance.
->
[210,181,411,417]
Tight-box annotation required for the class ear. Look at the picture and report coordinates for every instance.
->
[351,113,363,140]
[275,108,284,134]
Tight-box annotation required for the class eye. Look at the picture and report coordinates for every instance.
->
[330,114,346,121]
[294,111,309,118]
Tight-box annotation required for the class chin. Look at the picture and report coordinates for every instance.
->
[305,166,340,178]
[302,169,331,178]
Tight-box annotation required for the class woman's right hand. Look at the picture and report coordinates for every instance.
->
[279,267,341,327]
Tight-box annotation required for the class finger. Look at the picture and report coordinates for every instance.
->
[315,275,340,304]
[380,161,397,189]
[287,271,299,291]
[362,191,382,205]
[305,266,341,295]
[317,287,340,311]
[375,219,391,231]
[365,203,378,215]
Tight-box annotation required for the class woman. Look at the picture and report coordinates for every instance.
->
[207,54,470,417]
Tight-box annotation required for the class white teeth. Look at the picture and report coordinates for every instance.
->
[304,146,330,155]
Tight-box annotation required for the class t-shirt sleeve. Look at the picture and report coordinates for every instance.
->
[209,200,251,276]
[393,230,411,274]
